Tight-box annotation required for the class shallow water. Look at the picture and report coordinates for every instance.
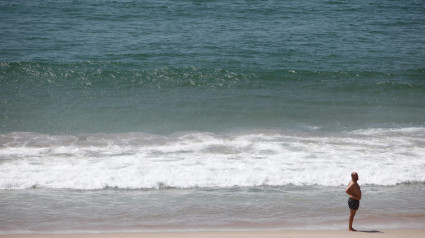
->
[1,185,424,234]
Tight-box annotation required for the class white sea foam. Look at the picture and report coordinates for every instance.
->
[0,128,424,189]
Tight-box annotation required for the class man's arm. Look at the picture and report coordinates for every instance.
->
[346,183,360,200]
[345,184,353,195]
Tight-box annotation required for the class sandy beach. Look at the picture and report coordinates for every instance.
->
[2,230,425,238]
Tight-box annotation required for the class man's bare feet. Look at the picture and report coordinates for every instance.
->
[349,228,357,232]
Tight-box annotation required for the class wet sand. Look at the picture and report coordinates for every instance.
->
[2,230,425,238]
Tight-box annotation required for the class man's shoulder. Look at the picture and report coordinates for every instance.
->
[353,182,361,191]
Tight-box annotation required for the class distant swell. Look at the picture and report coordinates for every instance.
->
[1,128,424,190]
[1,61,425,134]
[1,62,424,90]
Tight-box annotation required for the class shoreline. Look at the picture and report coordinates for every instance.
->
[1,230,425,238]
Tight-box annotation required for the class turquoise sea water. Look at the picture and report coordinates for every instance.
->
[1,0,425,233]
[1,0,425,134]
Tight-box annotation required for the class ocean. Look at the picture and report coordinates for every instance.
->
[1,0,425,234]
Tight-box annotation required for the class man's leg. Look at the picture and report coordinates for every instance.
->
[349,209,357,231]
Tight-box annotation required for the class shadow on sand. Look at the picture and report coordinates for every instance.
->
[358,230,383,233]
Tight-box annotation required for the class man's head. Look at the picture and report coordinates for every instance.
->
[351,172,359,181]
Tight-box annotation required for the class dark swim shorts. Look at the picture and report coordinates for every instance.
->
[348,198,360,210]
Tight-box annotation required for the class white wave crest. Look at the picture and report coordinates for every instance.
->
[0,128,424,189]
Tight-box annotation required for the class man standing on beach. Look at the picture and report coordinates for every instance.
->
[346,172,361,231]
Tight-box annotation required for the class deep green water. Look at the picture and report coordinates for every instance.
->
[1,62,425,134]
[1,0,425,134]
